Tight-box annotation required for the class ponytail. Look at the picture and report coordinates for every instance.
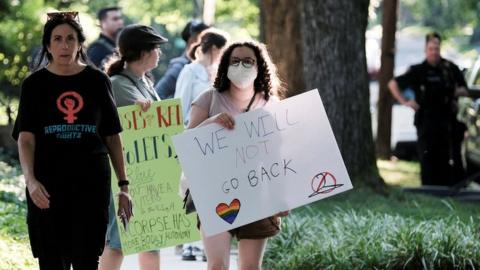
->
[105,56,125,77]
[188,43,201,60]
[188,30,228,61]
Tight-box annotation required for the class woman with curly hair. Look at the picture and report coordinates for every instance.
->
[187,41,288,270]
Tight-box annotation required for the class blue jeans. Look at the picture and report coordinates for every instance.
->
[106,193,122,249]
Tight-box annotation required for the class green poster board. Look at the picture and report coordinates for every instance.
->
[111,99,200,255]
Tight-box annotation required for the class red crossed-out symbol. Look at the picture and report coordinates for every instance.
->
[308,171,343,198]
[56,91,84,124]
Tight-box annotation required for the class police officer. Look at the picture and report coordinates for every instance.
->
[87,7,124,69]
[388,32,468,186]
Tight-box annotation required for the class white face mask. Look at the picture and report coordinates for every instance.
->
[227,65,258,89]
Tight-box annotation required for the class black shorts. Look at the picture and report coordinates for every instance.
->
[198,216,281,239]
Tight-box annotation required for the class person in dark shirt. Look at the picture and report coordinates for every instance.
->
[14,11,132,269]
[388,32,468,186]
[154,20,209,99]
[87,7,124,69]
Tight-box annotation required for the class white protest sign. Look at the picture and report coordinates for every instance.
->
[172,89,353,236]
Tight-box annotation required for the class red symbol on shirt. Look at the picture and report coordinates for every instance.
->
[56,91,84,124]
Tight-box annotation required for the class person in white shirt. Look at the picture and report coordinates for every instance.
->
[174,29,228,126]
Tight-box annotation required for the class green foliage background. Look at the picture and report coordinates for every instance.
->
[0,0,259,124]
[401,0,479,37]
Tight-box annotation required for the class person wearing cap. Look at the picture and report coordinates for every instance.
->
[87,7,124,69]
[98,24,168,270]
[154,20,209,99]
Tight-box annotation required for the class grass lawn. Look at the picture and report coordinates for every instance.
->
[1,156,479,269]
[264,159,480,269]
[377,159,421,187]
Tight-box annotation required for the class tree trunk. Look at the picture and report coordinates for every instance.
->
[259,0,305,97]
[203,0,216,25]
[376,0,398,159]
[261,0,382,187]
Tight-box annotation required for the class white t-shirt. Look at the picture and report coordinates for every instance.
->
[174,62,211,125]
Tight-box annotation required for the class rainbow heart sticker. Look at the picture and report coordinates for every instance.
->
[216,199,241,224]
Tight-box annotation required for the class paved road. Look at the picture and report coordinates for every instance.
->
[121,242,238,270]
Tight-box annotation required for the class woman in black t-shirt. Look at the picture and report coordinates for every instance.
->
[13,12,132,269]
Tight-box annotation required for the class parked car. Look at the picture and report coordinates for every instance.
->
[370,81,418,160]
[459,55,480,177]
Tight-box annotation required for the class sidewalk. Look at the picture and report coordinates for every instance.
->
[121,242,238,270]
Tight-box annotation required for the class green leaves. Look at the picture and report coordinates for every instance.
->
[0,157,35,269]
[0,0,44,123]
[401,0,479,38]
[0,0,261,124]
[264,190,480,270]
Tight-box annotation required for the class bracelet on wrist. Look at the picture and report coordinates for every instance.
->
[117,191,132,200]
[118,180,129,187]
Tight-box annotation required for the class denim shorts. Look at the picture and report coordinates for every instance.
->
[106,193,160,252]
[106,194,122,249]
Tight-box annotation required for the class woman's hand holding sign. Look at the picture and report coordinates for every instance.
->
[212,113,235,130]
[135,99,152,112]
[275,210,290,218]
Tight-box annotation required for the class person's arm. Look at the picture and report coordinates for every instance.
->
[99,75,133,220]
[187,104,209,129]
[187,104,235,130]
[455,86,468,97]
[15,78,50,209]
[388,79,419,111]
[103,134,133,220]
[187,90,235,129]
[451,63,469,97]
[18,132,50,209]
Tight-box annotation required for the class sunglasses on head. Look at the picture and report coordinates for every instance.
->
[47,12,79,22]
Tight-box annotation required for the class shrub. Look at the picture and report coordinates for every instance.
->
[265,209,480,270]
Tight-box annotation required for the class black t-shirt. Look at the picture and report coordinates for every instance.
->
[13,66,122,160]
[13,66,122,258]
[395,58,466,125]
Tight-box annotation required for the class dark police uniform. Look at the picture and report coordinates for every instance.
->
[87,33,116,69]
[395,58,467,186]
